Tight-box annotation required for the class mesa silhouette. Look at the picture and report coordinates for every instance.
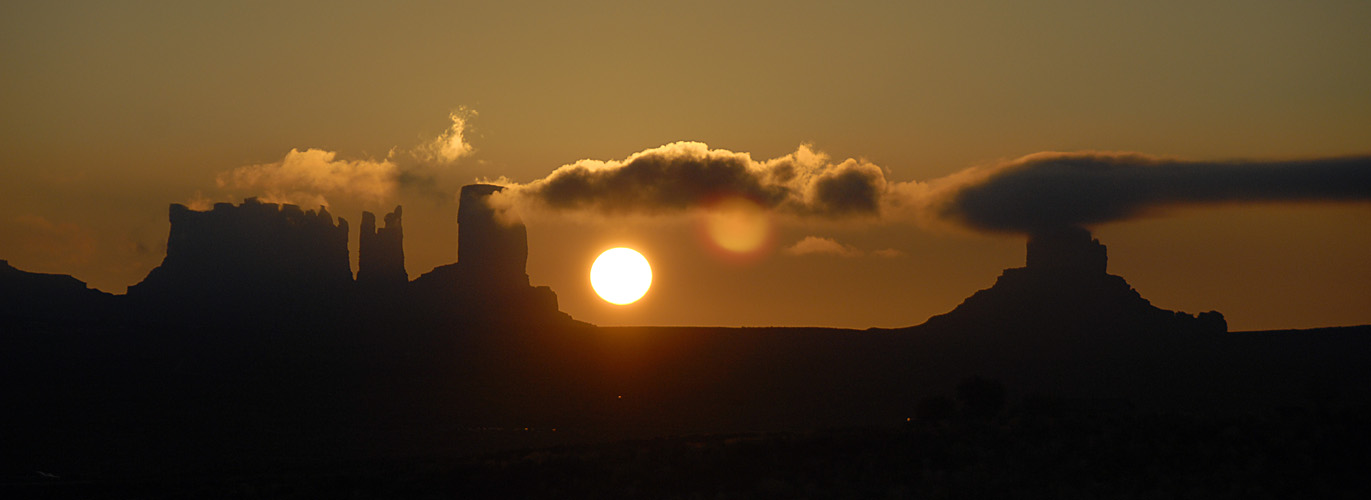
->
[116,184,564,327]
[2,184,1369,481]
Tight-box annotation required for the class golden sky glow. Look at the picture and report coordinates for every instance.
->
[1,1,1368,330]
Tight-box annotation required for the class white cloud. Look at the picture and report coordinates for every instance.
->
[215,148,399,207]
[782,236,904,258]
[416,108,477,163]
[782,236,864,257]
[205,108,482,209]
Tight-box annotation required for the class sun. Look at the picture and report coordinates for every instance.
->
[590,247,653,305]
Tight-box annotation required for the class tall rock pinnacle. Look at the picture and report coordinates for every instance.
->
[406,183,562,323]
[457,184,529,287]
[358,205,407,288]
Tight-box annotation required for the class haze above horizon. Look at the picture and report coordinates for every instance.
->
[2,1,1368,330]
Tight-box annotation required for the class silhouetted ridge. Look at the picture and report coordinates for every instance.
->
[0,259,113,323]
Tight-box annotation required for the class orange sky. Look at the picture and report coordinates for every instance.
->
[2,1,1368,330]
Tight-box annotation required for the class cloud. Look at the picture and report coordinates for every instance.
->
[416,108,477,163]
[215,148,400,207]
[510,141,889,218]
[184,191,214,211]
[784,236,862,257]
[930,152,1371,233]
[208,108,482,208]
[871,248,904,258]
[505,141,1371,237]
[210,116,1370,236]
[507,142,1371,235]
[782,236,899,258]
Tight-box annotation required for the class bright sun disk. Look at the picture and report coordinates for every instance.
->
[590,247,652,305]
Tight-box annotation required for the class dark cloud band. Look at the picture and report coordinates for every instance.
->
[507,143,1371,234]
[515,142,887,218]
[940,152,1371,233]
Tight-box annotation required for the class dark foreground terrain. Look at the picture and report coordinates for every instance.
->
[5,320,1371,498]
[10,400,1369,499]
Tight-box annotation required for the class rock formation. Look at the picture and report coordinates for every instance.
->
[358,205,407,289]
[456,184,529,287]
[882,227,1232,410]
[1,259,92,297]
[21,183,566,327]
[1025,226,1107,275]
[9,192,1371,484]
[128,198,353,318]
[924,226,1225,336]
[410,184,560,322]
[0,259,113,323]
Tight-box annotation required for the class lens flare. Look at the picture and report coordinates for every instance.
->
[701,196,773,260]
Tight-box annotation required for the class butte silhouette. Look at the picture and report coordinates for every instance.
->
[114,184,565,327]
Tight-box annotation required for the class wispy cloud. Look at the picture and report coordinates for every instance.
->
[783,236,861,257]
[871,248,904,258]
[215,148,399,207]
[206,109,480,208]
[415,107,477,163]
[782,236,900,258]
[209,115,1371,235]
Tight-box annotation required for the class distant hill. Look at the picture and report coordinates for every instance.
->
[0,259,113,325]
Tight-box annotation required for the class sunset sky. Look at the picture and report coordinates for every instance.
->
[2,1,1368,331]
